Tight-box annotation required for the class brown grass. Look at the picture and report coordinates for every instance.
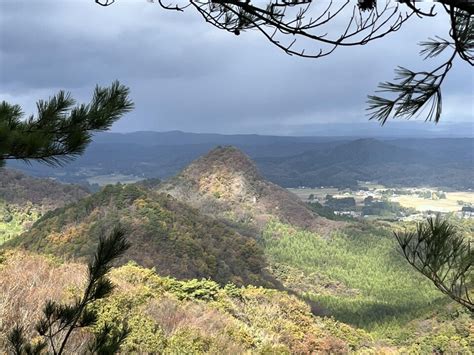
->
[0,251,87,351]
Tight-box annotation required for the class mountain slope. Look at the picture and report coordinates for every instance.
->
[9,135,472,190]
[258,138,474,188]
[0,168,89,210]
[0,169,89,243]
[1,251,379,354]
[159,146,337,233]
[5,183,272,286]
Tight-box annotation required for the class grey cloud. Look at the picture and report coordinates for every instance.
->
[0,0,472,135]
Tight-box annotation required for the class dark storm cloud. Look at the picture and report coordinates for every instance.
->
[0,0,472,135]
[0,1,223,89]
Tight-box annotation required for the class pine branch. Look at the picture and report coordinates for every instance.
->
[8,228,131,355]
[367,5,472,124]
[0,81,133,167]
[395,216,473,312]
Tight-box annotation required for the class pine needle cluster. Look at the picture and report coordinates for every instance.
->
[0,81,133,167]
[395,216,473,312]
[7,228,131,354]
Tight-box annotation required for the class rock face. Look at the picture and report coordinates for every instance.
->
[159,146,338,234]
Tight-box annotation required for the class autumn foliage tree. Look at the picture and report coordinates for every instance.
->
[8,228,131,354]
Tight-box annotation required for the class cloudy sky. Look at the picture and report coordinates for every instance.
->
[0,0,472,136]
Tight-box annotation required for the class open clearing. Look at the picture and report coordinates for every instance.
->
[86,174,144,186]
[288,187,341,200]
[391,191,474,212]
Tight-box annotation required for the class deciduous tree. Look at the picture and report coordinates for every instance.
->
[8,228,131,354]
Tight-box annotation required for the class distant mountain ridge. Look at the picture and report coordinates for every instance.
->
[8,132,473,189]
[92,130,347,146]
[257,138,473,188]
[263,139,431,168]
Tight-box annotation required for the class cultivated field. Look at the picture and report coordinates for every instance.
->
[391,191,474,213]
[86,173,144,186]
[288,187,363,202]
[288,187,474,213]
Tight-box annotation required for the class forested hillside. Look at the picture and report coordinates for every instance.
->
[5,183,272,286]
[159,146,338,234]
[1,149,472,353]
[0,169,88,209]
[0,169,89,244]
[257,138,474,189]
[261,220,473,352]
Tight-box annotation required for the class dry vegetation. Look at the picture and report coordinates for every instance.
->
[0,251,90,351]
[160,146,341,234]
[5,183,274,287]
[0,251,377,354]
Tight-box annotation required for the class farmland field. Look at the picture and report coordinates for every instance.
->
[287,187,362,202]
[289,187,474,213]
[391,191,474,212]
[86,173,144,186]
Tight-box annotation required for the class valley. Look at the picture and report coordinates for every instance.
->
[0,144,472,353]
[289,185,474,221]
[3,0,474,352]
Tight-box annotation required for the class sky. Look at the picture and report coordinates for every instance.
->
[0,0,472,136]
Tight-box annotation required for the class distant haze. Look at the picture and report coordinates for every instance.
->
[104,122,474,138]
[8,131,473,190]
